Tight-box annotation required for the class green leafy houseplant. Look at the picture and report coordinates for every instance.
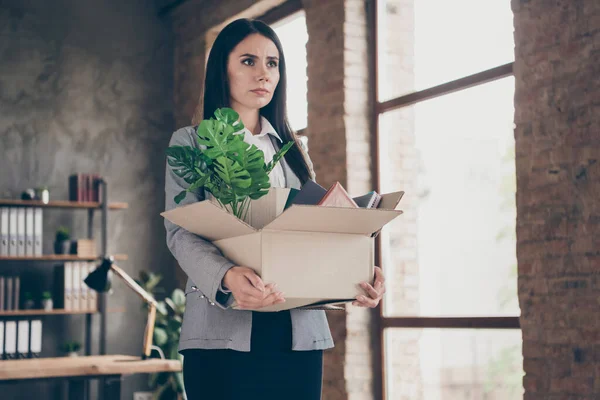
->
[55,226,70,242]
[54,226,72,254]
[60,340,81,356]
[136,271,186,400]
[166,108,294,220]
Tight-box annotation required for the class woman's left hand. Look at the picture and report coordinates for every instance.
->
[353,266,386,308]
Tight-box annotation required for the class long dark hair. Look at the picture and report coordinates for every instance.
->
[195,18,312,184]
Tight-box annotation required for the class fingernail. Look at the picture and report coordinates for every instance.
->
[359,296,366,301]
[360,282,367,288]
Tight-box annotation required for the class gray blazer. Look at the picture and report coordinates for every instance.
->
[164,126,334,353]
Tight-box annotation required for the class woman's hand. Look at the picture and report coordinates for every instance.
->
[353,266,386,308]
[223,266,285,310]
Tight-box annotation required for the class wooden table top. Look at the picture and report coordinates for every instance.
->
[0,355,182,381]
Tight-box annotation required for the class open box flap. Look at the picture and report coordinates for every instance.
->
[263,205,403,236]
[378,191,405,210]
[161,200,256,241]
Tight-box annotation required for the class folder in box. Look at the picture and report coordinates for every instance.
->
[33,208,43,256]
[72,262,80,311]
[5,277,13,311]
[77,262,89,310]
[30,320,42,355]
[87,262,97,311]
[25,207,34,256]
[0,207,8,255]
[0,276,4,311]
[53,263,73,310]
[4,321,16,358]
[0,321,3,358]
[16,207,25,256]
[8,208,17,256]
[13,276,19,311]
[17,320,29,357]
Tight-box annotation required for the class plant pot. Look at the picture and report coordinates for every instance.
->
[42,298,53,311]
[54,240,71,254]
[23,300,35,310]
[67,351,78,357]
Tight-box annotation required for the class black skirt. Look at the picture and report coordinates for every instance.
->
[181,310,323,400]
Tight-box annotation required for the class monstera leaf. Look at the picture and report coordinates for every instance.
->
[166,146,205,184]
[166,107,295,218]
[265,141,294,174]
[212,156,252,216]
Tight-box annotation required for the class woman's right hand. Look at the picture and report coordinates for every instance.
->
[222,266,286,310]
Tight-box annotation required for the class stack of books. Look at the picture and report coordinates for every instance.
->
[0,207,43,257]
[286,181,382,210]
[72,239,97,258]
[68,173,103,202]
[0,275,20,311]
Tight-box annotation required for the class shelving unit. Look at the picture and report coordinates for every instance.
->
[0,199,128,210]
[0,180,126,364]
[0,254,128,262]
[0,307,126,317]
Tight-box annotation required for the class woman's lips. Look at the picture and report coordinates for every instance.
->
[250,89,269,95]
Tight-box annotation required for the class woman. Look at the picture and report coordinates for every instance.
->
[164,18,386,400]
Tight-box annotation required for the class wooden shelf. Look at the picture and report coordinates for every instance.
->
[0,307,126,317]
[0,199,128,210]
[0,354,181,381]
[0,254,128,262]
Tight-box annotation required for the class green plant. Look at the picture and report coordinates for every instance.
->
[41,291,52,300]
[24,292,33,301]
[136,271,186,400]
[166,107,294,219]
[60,340,81,353]
[55,226,70,242]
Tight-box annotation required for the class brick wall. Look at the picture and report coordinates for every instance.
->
[304,0,371,398]
[513,0,600,398]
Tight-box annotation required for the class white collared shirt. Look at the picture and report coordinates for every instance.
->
[239,116,286,188]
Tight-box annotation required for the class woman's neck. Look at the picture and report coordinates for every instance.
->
[234,107,261,135]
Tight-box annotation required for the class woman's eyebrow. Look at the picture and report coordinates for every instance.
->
[239,53,279,60]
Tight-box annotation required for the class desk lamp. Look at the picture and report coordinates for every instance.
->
[84,256,158,359]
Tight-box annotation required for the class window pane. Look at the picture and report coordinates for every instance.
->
[377,0,514,101]
[385,328,523,400]
[379,77,518,317]
[272,11,308,131]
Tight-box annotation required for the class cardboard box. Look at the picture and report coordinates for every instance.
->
[162,189,404,311]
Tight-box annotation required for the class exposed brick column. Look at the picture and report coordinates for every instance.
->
[302,2,350,398]
[513,0,600,398]
[304,0,379,398]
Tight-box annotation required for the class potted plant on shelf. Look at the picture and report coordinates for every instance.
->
[23,292,35,309]
[54,226,71,254]
[60,341,81,357]
[41,291,53,311]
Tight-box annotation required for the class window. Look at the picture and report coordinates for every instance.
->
[272,11,308,132]
[371,0,521,398]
